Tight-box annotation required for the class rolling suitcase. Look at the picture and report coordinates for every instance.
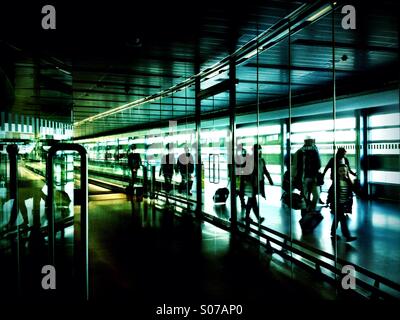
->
[299,212,323,233]
[125,184,135,195]
[213,187,230,204]
[136,186,144,201]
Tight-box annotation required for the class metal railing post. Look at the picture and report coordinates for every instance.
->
[151,166,156,199]
[7,144,19,227]
[6,144,21,295]
[47,143,88,300]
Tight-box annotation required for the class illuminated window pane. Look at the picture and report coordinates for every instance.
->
[264,145,281,154]
[291,131,334,143]
[369,170,400,184]
[291,119,334,133]
[335,117,356,130]
[335,130,356,142]
[291,118,355,133]
[369,128,400,141]
[369,113,400,128]
[258,125,281,135]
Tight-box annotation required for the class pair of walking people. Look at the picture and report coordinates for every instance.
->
[239,144,274,225]
[159,144,194,196]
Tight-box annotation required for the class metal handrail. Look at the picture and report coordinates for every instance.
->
[239,218,400,299]
[198,212,399,300]
[245,219,400,293]
[47,143,88,300]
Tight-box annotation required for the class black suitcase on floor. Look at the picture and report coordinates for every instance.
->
[136,186,144,201]
[299,212,323,232]
[213,187,229,204]
[125,184,134,195]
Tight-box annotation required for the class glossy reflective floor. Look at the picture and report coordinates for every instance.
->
[1,166,399,304]
[201,184,400,286]
[157,180,400,287]
[1,168,360,308]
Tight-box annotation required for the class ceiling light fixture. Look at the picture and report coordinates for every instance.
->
[243,49,259,60]
[306,4,333,22]
[56,66,71,75]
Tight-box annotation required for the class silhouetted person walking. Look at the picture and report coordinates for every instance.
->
[128,144,142,189]
[293,136,321,213]
[160,143,175,194]
[244,144,274,225]
[323,147,357,206]
[177,145,194,195]
[323,147,356,180]
[330,164,357,242]
[232,143,248,209]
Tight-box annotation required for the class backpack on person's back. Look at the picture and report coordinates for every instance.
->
[128,152,141,170]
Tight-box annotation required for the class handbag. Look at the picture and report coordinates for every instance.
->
[213,188,230,204]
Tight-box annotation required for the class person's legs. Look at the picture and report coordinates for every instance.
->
[181,173,192,195]
[310,181,320,211]
[7,198,18,227]
[338,210,352,239]
[164,175,172,193]
[239,194,245,209]
[318,186,325,204]
[239,177,246,208]
[180,174,188,193]
[245,197,252,220]
[249,196,264,223]
[188,177,193,195]
[303,178,312,211]
[326,183,333,206]
[131,169,138,186]
[252,197,259,219]
[19,199,29,226]
[331,210,339,236]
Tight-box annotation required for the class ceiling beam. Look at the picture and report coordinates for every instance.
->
[292,39,399,53]
[245,63,361,73]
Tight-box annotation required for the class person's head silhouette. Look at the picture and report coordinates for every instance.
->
[337,147,346,158]
[304,136,315,146]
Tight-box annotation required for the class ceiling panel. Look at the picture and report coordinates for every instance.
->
[0,0,398,137]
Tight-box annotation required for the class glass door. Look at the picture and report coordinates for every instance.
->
[201,116,230,222]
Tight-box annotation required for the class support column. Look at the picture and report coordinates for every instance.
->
[195,66,202,218]
[361,110,369,197]
[355,110,361,175]
[229,57,237,230]
[280,121,286,181]
[7,144,19,226]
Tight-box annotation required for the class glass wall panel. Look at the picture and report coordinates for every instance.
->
[201,115,230,221]
[172,122,196,205]
[334,0,400,291]
[289,6,336,278]
[200,69,231,222]
[258,22,291,257]
[233,17,291,263]
[235,59,259,226]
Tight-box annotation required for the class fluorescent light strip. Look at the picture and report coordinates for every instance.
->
[307,4,332,22]
[243,49,258,60]
[206,67,230,80]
